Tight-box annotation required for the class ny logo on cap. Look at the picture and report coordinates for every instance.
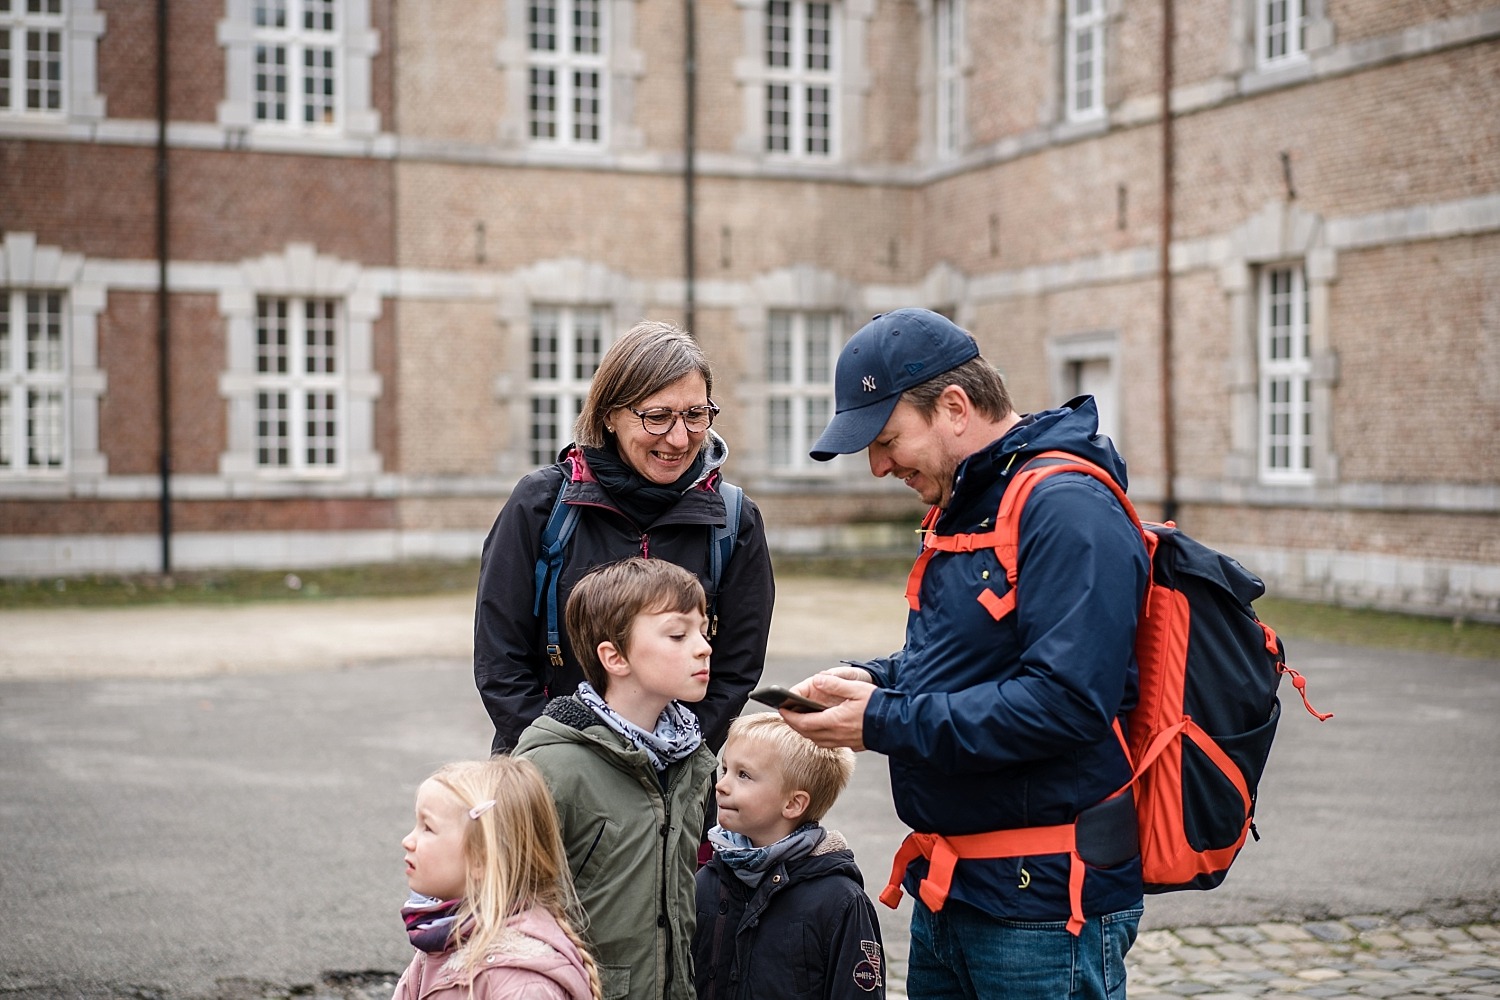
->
[862,375,877,392]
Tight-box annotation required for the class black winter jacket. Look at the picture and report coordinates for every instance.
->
[475,435,775,753]
[693,831,886,1000]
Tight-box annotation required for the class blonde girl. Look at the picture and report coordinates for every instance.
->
[396,757,602,1000]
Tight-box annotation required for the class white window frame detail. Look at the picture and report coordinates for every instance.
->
[1256,265,1313,484]
[0,232,107,491]
[1048,331,1121,452]
[525,0,608,149]
[250,295,346,474]
[766,309,839,473]
[218,243,382,484]
[1064,0,1106,122]
[1256,0,1306,68]
[0,0,105,126]
[525,305,610,467]
[0,287,68,474]
[932,0,964,160]
[217,0,381,139]
[763,0,838,159]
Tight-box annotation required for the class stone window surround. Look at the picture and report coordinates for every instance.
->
[492,258,640,479]
[495,0,644,152]
[216,0,382,138]
[1217,202,1339,488]
[0,232,108,492]
[217,243,383,483]
[732,0,874,164]
[1048,329,1121,450]
[917,0,968,163]
[0,0,105,123]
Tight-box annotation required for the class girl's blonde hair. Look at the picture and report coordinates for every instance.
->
[428,756,602,999]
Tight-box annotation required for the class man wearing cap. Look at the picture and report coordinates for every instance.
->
[779,308,1149,999]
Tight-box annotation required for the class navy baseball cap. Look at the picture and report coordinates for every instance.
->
[809,308,980,461]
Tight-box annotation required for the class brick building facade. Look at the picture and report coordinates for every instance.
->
[2,0,1497,618]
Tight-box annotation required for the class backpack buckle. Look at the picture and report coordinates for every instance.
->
[546,643,563,668]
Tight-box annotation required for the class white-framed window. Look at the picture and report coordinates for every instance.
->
[218,0,379,139]
[765,0,836,158]
[1258,265,1313,483]
[1049,331,1121,451]
[1257,0,1305,67]
[252,295,344,472]
[527,0,606,147]
[1064,0,1106,122]
[0,0,63,115]
[218,244,382,485]
[933,0,963,159]
[0,287,67,474]
[527,305,608,466]
[767,310,838,471]
[250,0,341,128]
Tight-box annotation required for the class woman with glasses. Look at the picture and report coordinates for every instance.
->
[474,320,775,757]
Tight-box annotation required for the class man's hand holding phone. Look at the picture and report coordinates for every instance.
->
[772,666,878,752]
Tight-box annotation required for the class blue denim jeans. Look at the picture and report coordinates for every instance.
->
[906,898,1143,1000]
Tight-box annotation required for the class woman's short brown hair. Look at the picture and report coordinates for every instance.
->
[574,320,714,448]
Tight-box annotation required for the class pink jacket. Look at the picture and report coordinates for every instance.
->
[393,907,594,1000]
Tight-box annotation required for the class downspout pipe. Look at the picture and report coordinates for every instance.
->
[683,0,697,334]
[1158,0,1177,525]
[155,0,173,573]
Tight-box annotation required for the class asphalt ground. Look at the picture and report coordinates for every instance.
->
[1,577,1498,999]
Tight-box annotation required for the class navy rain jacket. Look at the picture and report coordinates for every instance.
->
[863,396,1149,922]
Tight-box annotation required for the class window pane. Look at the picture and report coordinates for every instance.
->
[26,387,64,468]
[302,46,336,125]
[573,70,599,142]
[766,84,790,152]
[305,390,338,466]
[805,85,830,155]
[1,32,12,110]
[0,387,10,468]
[26,292,62,372]
[769,397,791,467]
[25,28,62,111]
[573,0,600,55]
[304,299,337,374]
[767,313,792,382]
[767,1,791,67]
[530,67,557,139]
[531,310,560,379]
[529,0,557,52]
[573,310,604,380]
[806,4,831,72]
[255,44,288,122]
[257,299,290,374]
[804,313,831,382]
[531,396,559,467]
[304,0,336,33]
[255,0,287,29]
[0,294,9,372]
[256,390,290,467]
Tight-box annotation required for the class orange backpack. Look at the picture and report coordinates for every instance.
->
[883,450,1331,933]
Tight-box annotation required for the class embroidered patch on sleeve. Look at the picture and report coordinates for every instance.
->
[853,939,883,992]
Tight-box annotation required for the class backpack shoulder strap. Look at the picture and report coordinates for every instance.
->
[905,450,1146,620]
[706,481,743,637]
[533,470,582,668]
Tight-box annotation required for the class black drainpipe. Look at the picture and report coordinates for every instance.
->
[155,0,173,573]
[1158,0,1177,525]
[683,0,697,334]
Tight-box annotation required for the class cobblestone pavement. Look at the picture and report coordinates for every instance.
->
[242,913,1500,1000]
[1127,912,1500,1000]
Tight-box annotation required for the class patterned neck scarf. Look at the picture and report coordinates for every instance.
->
[574,682,703,772]
[708,822,826,888]
[401,892,467,954]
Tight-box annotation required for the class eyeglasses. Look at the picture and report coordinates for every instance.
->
[624,402,720,436]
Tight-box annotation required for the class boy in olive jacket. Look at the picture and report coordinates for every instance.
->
[516,558,718,1000]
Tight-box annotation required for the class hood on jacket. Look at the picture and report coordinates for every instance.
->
[558,429,731,491]
[946,395,1126,523]
[403,906,594,1000]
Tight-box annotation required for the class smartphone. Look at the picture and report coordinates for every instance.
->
[748,684,828,714]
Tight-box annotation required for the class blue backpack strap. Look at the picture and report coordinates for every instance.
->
[707,481,743,638]
[533,473,582,668]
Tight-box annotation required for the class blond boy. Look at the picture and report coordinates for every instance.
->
[693,713,885,999]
